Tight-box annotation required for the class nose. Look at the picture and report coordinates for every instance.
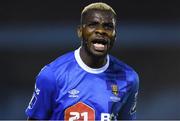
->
[95,26,107,36]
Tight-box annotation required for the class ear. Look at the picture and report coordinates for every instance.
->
[77,25,82,39]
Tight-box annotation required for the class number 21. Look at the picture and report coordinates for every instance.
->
[69,112,88,121]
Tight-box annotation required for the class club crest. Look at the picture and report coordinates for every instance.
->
[111,84,118,96]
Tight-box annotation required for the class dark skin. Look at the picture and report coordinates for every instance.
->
[78,9,116,68]
[28,9,116,121]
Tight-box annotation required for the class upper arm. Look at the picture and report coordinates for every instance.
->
[118,71,139,120]
[25,66,56,119]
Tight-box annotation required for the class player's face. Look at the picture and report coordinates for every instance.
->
[79,9,116,57]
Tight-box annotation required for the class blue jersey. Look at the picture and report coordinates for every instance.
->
[25,47,139,120]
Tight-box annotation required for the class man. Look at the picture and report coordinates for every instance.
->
[25,2,139,120]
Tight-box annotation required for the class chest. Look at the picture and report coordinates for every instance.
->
[55,72,130,116]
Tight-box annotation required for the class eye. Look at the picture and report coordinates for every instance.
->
[87,22,98,28]
[103,23,114,30]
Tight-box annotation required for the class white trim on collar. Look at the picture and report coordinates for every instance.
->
[74,47,109,74]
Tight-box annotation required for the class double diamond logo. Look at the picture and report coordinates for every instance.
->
[68,89,80,98]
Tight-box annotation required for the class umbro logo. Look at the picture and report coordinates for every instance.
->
[68,89,79,98]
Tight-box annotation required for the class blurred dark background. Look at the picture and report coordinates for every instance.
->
[0,0,180,119]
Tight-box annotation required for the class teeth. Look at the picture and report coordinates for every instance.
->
[94,43,104,47]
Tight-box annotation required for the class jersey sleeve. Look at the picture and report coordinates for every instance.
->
[118,71,139,120]
[25,65,56,119]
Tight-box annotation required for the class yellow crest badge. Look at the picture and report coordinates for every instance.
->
[111,84,118,96]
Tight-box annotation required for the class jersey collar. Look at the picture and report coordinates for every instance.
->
[74,47,109,74]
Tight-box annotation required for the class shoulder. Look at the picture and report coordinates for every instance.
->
[37,51,78,85]
[36,51,74,85]
[35,65,56,92]
[48,51,76,75]
[49,51,75,68]
[109,55,139,87]
[109,55,134,72]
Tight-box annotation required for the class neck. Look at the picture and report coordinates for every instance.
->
[80,47,107,68]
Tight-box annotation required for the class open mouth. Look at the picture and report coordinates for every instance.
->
[92,39,108,51]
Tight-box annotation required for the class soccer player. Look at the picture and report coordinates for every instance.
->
[25,2,139,120]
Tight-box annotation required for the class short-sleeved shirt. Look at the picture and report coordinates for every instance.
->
[25,47,139,120]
